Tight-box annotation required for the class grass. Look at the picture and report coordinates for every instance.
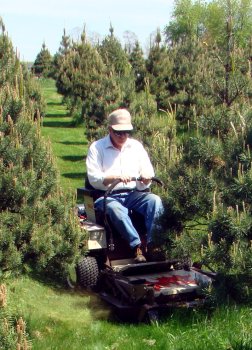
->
[39,78,88,194]
[6,274,252,350]
[4,78,252,350]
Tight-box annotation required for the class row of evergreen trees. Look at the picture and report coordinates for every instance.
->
[44,0,252,303]
[0,20,85,280]
[34,0,252,128]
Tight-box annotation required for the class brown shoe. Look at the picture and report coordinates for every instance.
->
[134,246,146,263]
[146,243,166,262]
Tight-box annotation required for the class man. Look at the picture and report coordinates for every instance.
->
[86,108,164,263]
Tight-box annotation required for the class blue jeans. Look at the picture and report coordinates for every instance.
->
[94,191,163,249]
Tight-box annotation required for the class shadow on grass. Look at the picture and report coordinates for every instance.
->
[43,120,73,128]
[107,304,214,325]
[45,113,69,118]
[60,141,87,146]
[62,172,84,179]
[77,292,113,321]
[61,155,85,162]
[47,101,63,106]
[27,270,111,320]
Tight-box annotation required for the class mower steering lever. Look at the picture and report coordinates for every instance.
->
[104,176,164,198]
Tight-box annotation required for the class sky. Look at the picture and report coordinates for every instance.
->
[0,0,175,62]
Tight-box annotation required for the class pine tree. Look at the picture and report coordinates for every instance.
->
[52,28,72,79]
[32,42,53,77]
[129,41,147,92]
[146,32,173,110]
[98,24,131,76]
[0,21,85,279]
[55,27,123,133]
[98,25,136,108]
[58,28,71,56]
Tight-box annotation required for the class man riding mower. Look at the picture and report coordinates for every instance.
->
[71,108,215,322]
[86,108,165,264]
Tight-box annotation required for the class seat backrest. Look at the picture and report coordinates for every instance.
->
[84,177,105,200]
[77,177,105,222]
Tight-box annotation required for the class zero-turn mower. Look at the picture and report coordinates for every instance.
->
[70,177,215,322]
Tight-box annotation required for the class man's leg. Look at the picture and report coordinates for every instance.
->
[125,192,166,261]
[125,192,164,244]
[94,196,141,248]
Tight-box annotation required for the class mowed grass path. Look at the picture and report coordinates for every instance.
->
[39,78,87,193]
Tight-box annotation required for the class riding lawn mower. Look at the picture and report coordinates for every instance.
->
[69,177,215,322]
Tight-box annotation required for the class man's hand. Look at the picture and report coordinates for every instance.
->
[103,175,152,187]
[139,177,152,185]
[139,172,152,185]
[103,175,132,186]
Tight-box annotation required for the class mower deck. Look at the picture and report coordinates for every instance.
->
[98,260,214,322]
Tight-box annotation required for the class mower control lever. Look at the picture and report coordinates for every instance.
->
[104,176,164,198]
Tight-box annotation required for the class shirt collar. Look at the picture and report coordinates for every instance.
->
[105,134,131,150]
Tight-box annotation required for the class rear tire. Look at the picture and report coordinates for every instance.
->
[76,256,99,288]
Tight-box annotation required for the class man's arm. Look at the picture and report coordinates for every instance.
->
[86,143,106,190]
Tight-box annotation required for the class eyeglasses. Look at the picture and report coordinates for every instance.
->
[112,129,132,136]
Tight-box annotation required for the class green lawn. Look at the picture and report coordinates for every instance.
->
[39,78,88,194]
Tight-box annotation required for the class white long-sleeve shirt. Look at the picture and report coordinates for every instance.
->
[86,135,155,191]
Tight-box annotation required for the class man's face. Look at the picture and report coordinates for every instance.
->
[109,127,131,149]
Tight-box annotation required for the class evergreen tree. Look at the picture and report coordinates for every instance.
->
[0,27,45,122]
[145,31,173,110]
[98,24,131,76]
[160,40,213,122]
[0,21,84,279]
[58,28,71,56]
[32,42,53,77]
[55,28,122,132]
[98,24,136,109]
[52,28,72,79]
[129,41,147,92]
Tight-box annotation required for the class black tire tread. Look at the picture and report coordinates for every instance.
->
[76,256,99,288]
